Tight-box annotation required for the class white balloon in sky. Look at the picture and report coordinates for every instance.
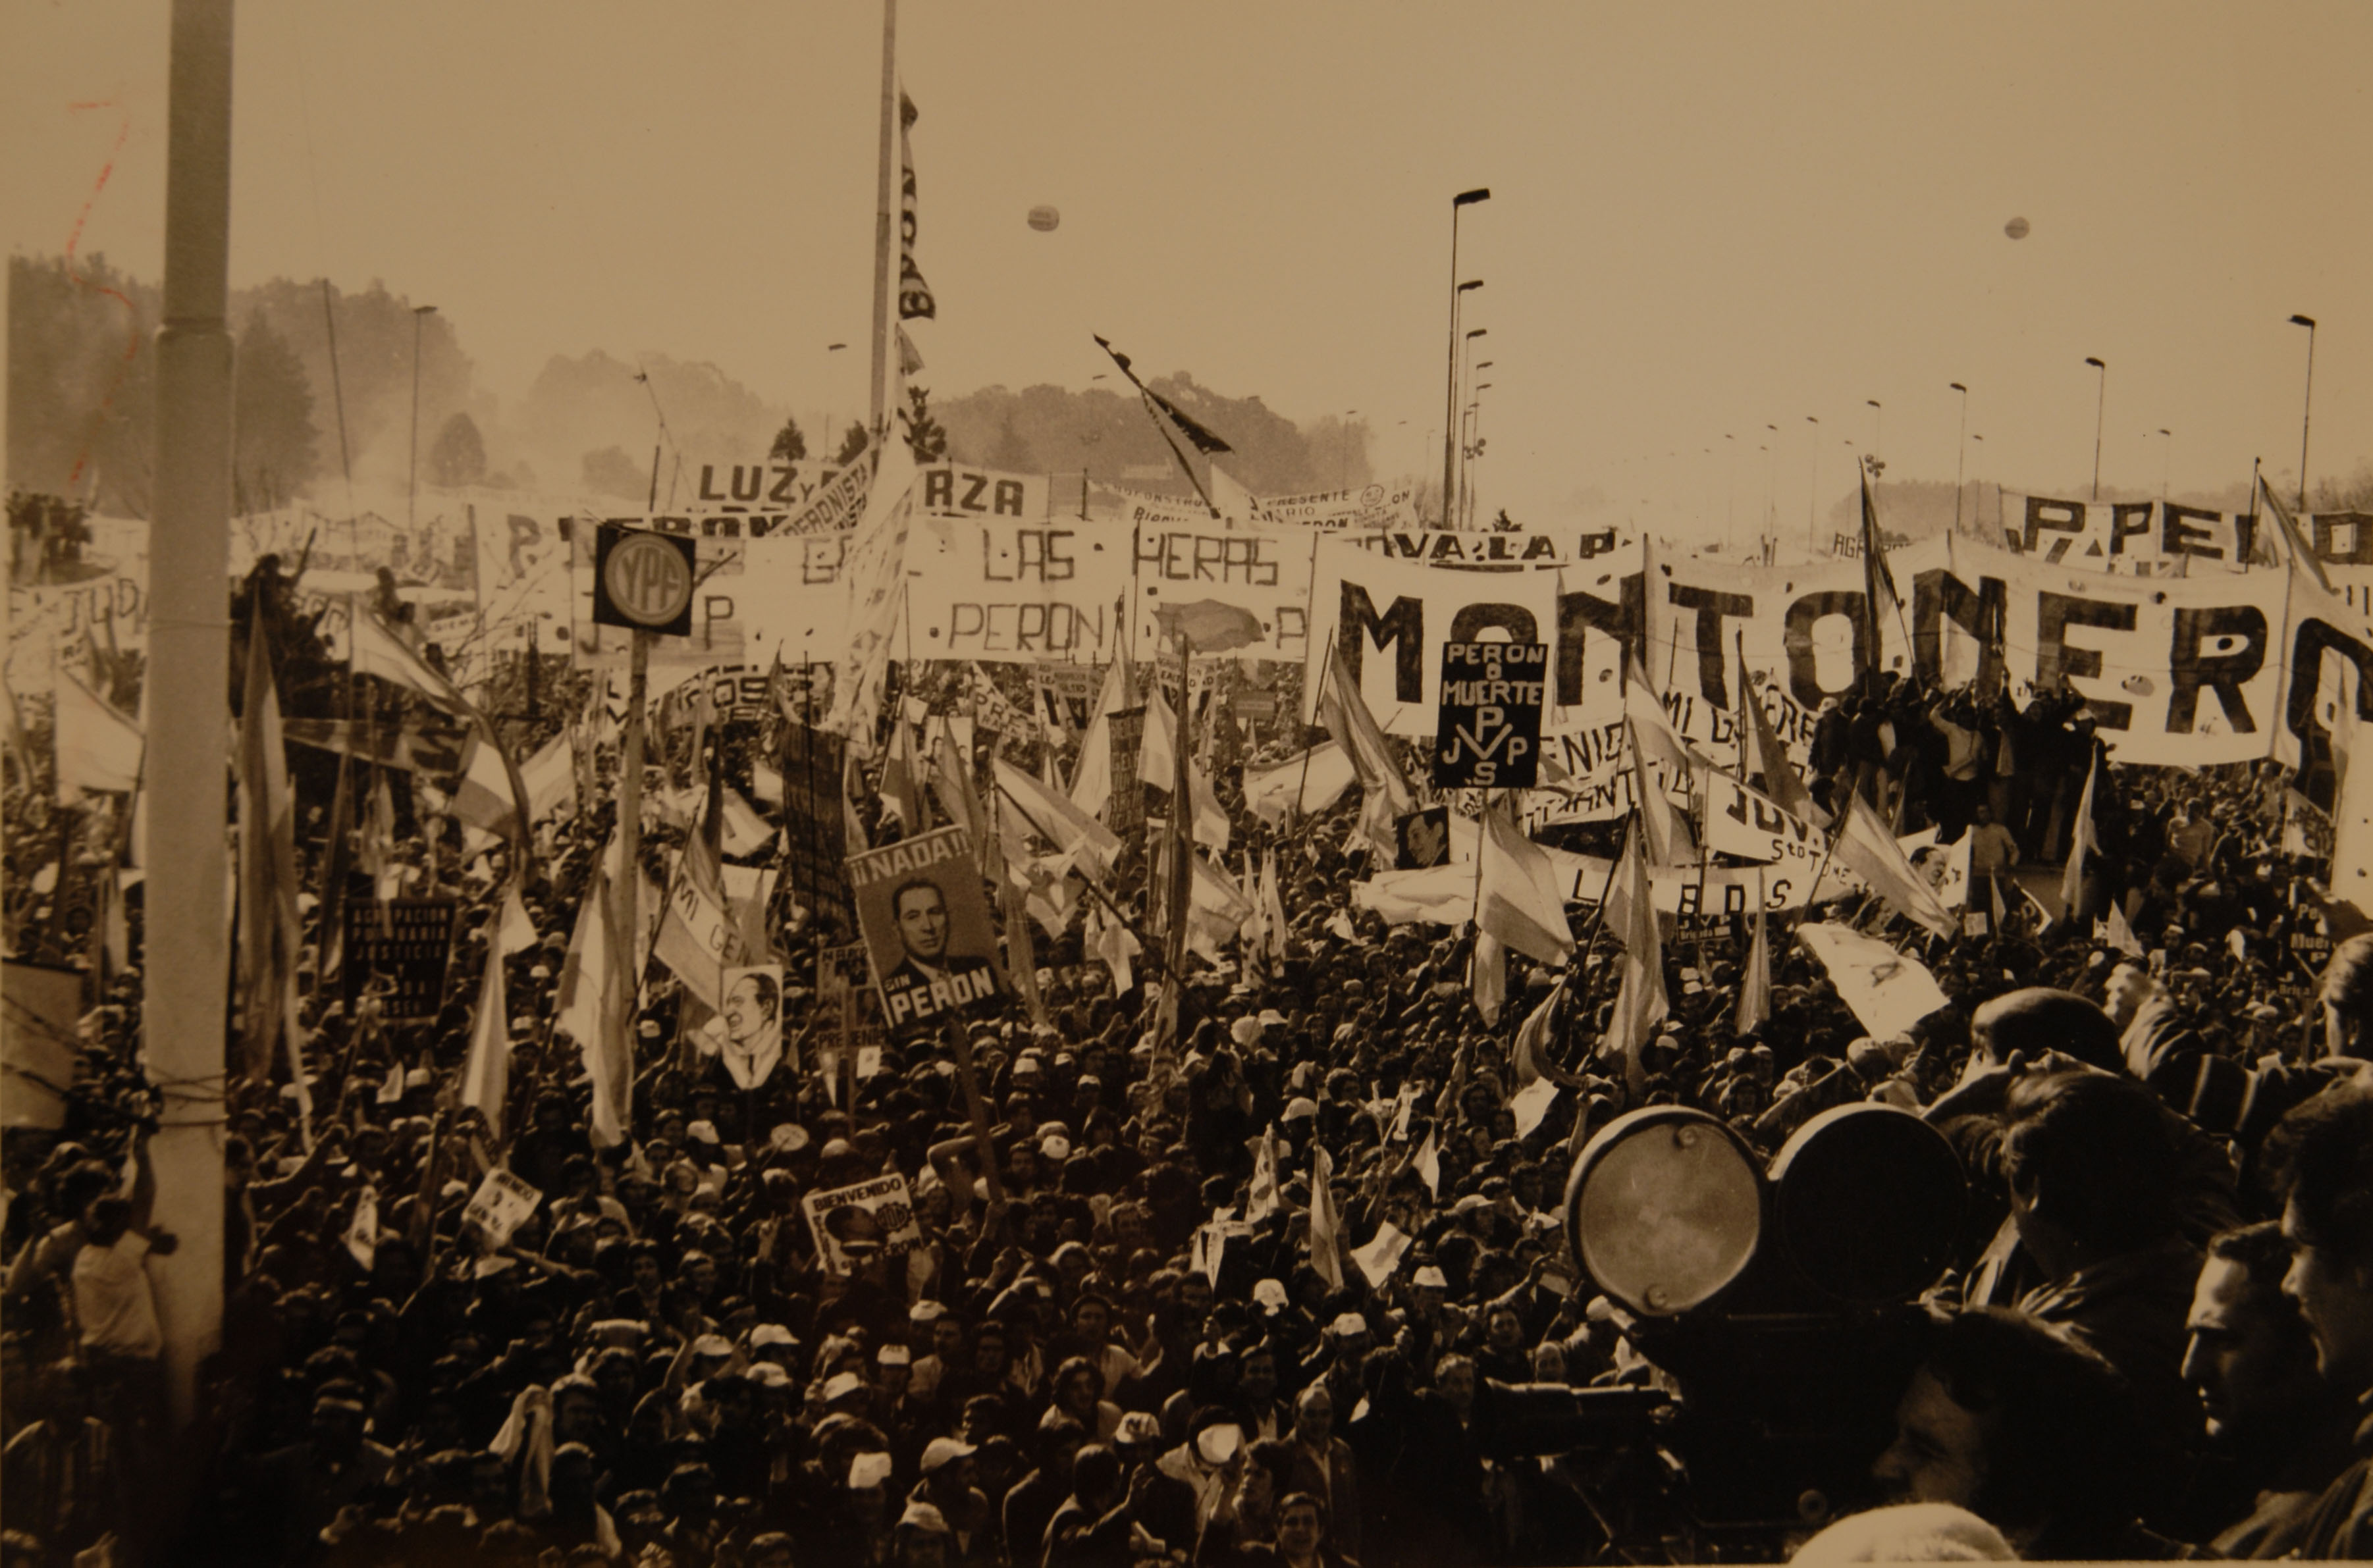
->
[2004,216,2030,240]
[1028,205,1060,232]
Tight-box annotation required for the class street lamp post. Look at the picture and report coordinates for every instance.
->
[2291,314,2318,511]
[1949,382,1968,530]
[409,303,437,527]
[1866,398,1882,459]
[2084,357,2107,502]
[2156,428,2172,502]
[1457,328,1487,526]
[1441,189,1491,526]
[1805,415,1821,552]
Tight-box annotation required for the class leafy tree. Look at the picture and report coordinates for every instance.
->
[427,411,487,488]
[987,416,1034,474]
[581,444,647,500]
[901,384,947,464]
[768,416,809,463]
[233,309,319,512]
[7,254,161,515]
[832,422,869,467]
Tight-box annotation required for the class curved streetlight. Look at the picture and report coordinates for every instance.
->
[1805,415,1821,550]
[2155,428,2173,502]
[2290,315,2318,510]
[1866,398,1882,457]
[2084,357,2107,502]
[408,305,438,527]
[1949,382,1969,530]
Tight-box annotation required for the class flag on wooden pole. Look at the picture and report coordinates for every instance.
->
[236,607,302,1085]
[458,926,511,1142]
[1476,805,1575,966]
[2060,746,2100,923]
[1736,870,1771,1037]
[1308,1143,1345,1290]
[54,670,143,799]
[1599,829,1667,1094]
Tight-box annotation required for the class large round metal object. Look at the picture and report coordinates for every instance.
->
[1566,1107,1763,1317]
[1767,1103,1966,1306]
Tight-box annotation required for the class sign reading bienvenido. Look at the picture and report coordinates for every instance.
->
[593,524,697,636]
[1434,641,1547,788]
[342,899,460,1020]
[845,826,1009,1030]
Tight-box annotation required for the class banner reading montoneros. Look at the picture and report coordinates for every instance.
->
[845,825,1008,1030]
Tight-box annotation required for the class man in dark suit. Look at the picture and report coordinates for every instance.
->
[881,877,994,1027]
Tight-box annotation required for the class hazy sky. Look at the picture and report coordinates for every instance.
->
[6,1,2368,529]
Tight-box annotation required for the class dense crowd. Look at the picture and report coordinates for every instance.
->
[8,576,2373,1566]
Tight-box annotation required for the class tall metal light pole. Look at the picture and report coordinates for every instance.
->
[1866,398,1882,458]
[149,0,234,1435]
[1949,382,1968,530]
[1724,432,1737,551]
[1805,415,1821,551]
[1764,424,1779,556]
[2290,314,2318,511]
[1457,328,1486,526]
[2156,428,2172,502]
[408,303,437,526]
[2084,356,2106,502]
[1441,189,1491,526]
[1470,386,1492,529]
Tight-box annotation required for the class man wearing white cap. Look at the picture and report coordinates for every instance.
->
[912,1435,997,1568]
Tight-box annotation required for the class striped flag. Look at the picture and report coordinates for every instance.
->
[457,926,511,1141]
[1308,1144,1345,1290]
[54,671,143,799]
[235,608,303,1087]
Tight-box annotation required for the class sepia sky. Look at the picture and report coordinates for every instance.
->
[5,1,2368,529]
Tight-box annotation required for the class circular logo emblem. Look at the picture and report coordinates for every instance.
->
[602,533,693,627]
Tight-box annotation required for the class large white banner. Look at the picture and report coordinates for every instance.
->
[1929,535,2289,767]
[1131,523,1315,664]
[901,517,1133,664]
[1994,493,2270,574]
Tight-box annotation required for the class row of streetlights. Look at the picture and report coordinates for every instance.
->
[1434,191,2326,534]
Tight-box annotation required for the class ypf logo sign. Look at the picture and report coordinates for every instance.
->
[593,525,697,637]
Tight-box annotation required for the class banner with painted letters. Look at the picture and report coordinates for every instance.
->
[1994,493,2271,573]
[1247,479,1422,531]
[900,517,1133,664]
[1928,535,2290,768]
[1130,523,1314,664]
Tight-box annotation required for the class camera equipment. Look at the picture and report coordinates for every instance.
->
[1502,1103,1969,1557]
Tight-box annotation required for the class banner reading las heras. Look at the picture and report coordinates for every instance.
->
[901,517,1133,664]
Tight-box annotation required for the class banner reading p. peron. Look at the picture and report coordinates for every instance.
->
[845,825,1007,1030]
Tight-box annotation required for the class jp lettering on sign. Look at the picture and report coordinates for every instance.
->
[801,1172,924,1276]
[1434,641,1547,788]
[845,826,1009,1030]
[341,899,459,1021]
[462,1170,543,1247]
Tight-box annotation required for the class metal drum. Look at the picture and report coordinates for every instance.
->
[1566,1107,1763,1317]
[1767,1103,1966,1307]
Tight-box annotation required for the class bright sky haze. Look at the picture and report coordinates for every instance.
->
[5,1,2368,530]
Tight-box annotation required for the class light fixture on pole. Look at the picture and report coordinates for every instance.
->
[1866,399,1882,459]
[1805,415,1821,550]
[1458,328,1487,525]
[2290,314,2318,511]
[1441,189,1491,526]
[1949,382,1968,531]
[2084,357,2106,502]
[409,304,438,529]
[2156,428,2172,502]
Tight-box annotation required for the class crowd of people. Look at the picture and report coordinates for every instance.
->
[7,571,2373,1566]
